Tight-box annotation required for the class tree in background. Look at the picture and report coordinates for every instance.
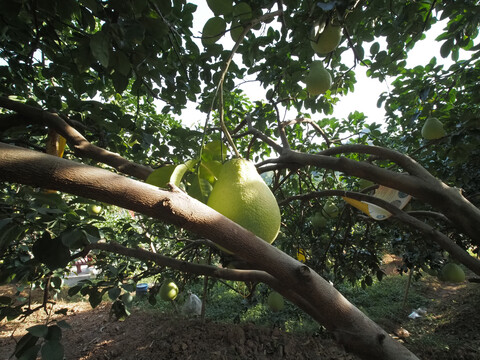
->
[1,1,479,359]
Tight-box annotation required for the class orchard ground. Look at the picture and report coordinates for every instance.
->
[1,258,480,360]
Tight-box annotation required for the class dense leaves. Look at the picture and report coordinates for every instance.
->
[1,1,480,357]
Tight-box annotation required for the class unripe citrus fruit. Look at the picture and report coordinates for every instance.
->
[267,291,284,312]
[440,263,465,283]
[304,61,332,95]
[202,17,227,46]
[159,280,179,301]
[322,201,339,218]
[207,158,281,253]
[311,22,342,55]
[310,211,327,229]
[87,204,102,215]
[421,117,446,140]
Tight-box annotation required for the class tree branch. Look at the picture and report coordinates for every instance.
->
[0,142,418,360]
[0,96,153,180]
[281,189,480,276]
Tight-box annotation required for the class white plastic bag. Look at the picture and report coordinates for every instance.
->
[182,293,202,316]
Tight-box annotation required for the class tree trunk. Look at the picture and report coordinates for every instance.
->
[0,142,419,359]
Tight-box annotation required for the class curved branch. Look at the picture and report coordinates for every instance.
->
[282,117,332,148]
[0,96,153,180]
[0,143,418,360]
[318,144,432,179]
[275,149,480,246]
[283,189,480,275]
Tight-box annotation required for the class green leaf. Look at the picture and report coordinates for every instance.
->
[370,42,380,55]
[440,39,454,58]
[199,160,222,184]
[108,287,121,300]
[112,71,129,94]
[17,344,41,360]
[67,285,83,297]
[32,233,71,271]
[41,340,64,360]
[202,140,226,162]
[88,288,103,308]
[27,324,49,338]
[60,228,86,248]
[90,31,110,67]
[46,325,62,341]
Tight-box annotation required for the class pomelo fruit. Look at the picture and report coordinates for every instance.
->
[159,280,179,301]
[311,22,342,55]
[310,211,328,229]
[440,263,465,283]
[304,61,332,95]
[87,204,102,215]
[322,201,339,218]
[207,158,281,253]
[421,117,446,140]
[267,291,285,312]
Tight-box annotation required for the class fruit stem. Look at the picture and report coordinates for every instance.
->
[219,82,241,158]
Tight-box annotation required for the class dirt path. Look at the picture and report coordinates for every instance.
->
[1,273,479,360]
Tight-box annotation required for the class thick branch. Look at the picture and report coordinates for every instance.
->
[318,144,432,179]
[275,149,480,246]
[0,96,153,180]
[0,143,418,360]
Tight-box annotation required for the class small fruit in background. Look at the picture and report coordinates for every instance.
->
[310,211,328,229]
[87,204,102,215]
[267,291,285,312]
[311,21,342,55]
[440,263,465,283]
[322,201,339,218]
[421,117,446,140]
[159,280,179,301]
[304,61,332,95]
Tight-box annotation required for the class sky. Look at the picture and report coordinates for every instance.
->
[175,2,456,129]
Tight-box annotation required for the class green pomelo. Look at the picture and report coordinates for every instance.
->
[202,17,227,46]
[310,211,328,229]
[207,0,233,15]
[311,22,342,55]
[440,263,465,283]
[159,280,179,301]
[267,291,285,312]
[322,201,339,218]
[304,61,332,95]
[87,204,102,215]
[207,158,281,253]
[421,117,446,140]
[233,2,252,21]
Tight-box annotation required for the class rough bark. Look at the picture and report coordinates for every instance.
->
[0,142,418,360]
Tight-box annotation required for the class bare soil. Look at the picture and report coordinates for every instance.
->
[1,266,479,360]
[0,295,359,360]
